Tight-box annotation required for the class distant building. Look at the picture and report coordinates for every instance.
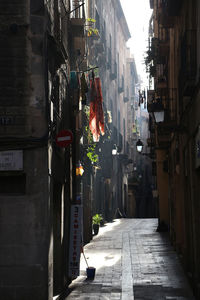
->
[85,0,139,220]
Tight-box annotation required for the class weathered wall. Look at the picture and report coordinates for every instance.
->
[0,0,52,299]
[0,148,50,300]
[0,1,30,136]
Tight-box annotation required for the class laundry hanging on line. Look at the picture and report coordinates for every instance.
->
[89,76,105,142]
[80,73,88,105]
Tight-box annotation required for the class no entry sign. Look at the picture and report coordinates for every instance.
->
[56,129,73,147]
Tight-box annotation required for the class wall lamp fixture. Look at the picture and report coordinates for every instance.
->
[112,144,118,155]
[136,139,153,158]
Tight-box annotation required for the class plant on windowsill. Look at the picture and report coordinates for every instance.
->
[92,214,103,235]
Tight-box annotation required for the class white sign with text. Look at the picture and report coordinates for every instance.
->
[0,150,23,171]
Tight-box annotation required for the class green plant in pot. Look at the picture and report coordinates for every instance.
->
[92,214,103,235]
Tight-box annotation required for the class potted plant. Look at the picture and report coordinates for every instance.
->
[92,214,103,235]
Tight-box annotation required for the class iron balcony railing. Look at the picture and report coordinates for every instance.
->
[70,0,85,19]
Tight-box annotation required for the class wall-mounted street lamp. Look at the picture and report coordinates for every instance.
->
[152,102,165,123]
[112,144,133,165]
[153,110,165,123]
[136,139,153,158]
[136,139,143,153]
[112,144,118,155]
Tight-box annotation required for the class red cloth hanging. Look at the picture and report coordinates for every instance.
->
[89,77,105,142]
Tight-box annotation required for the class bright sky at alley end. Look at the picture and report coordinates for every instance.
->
[120,0,152,86]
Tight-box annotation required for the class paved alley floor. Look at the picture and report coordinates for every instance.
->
[65,219,195,300]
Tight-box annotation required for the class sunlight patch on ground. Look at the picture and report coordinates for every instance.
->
[80,251,121,271]
[80,219,122,271]
[96,218,122,236]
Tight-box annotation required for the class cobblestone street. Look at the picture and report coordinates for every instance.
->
[64,219,195,300]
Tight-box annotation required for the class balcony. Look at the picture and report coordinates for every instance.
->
[155,90,183,134]
[147,94,165,124]
[145,38,158,66]
[145,38,169,67]
[70,0,85,19]
[149,65,156,78]
[69,18,86,67]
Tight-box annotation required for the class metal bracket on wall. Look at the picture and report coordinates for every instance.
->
[61,1,85,18]
[69,3,85,14]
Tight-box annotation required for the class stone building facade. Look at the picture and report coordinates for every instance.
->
[0,0,83,298]
[148,0,200,297]
[85,0,139,220]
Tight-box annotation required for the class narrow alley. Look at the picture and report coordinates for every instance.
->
[2,1,200,299]
[63,219,194,300]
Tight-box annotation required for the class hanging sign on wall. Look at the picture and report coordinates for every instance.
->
[68,205,82,278]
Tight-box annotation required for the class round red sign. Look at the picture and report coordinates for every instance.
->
[56,130,73,147]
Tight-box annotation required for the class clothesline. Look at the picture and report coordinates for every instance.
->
[78,66,99,74]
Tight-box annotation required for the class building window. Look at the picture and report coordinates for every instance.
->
[0,174,26,195]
